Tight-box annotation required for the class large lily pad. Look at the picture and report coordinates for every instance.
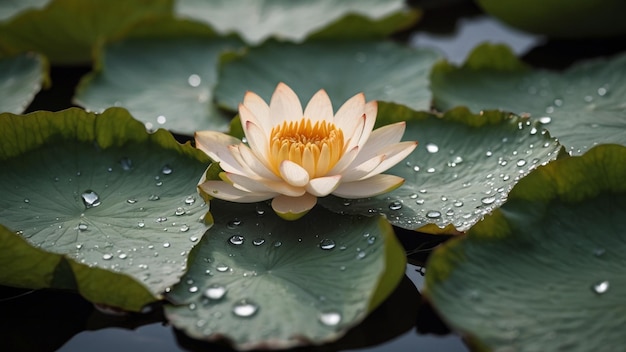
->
[174,0,419,45]
[0,108,211,311]
[0,0,171,64]
[74,37,241,135]
[320,103,564,234]
[0,53,48,114]
[215,40,441,112]
[431,43,626,155]
[164,200,406,350]
[424,144,626,351]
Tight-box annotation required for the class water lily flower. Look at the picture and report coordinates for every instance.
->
[195,83,417,220]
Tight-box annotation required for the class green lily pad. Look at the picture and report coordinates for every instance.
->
[320,103,564,234]
[74,37,241,135]
[424,144,626,351]
[0,0,49,21]
[164,200,406,350]
[174,0,419,45]
[0,0,171,64]
[431,43,626,155]
[0,53,48,114]
[215,40,441,112]
[0,107,211,311]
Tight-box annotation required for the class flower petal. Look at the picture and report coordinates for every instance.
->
[270,82,303,125]
[333,92,365,137]
[243,120,270,161]
[279,160,310,187]
[199,180,275,202]
[225,172,305,197]
[350,121,407,167]
[340,154,385,182]
[327,145,359,175]
[303,89,333,123]
[242,91,272,134]
[271,193,317,221]
[195,131,247,175]
[361,141,418,179]
[357,100,378,148]
[305,175,342,197]
[235,144,279,180]
[332,174,404,198]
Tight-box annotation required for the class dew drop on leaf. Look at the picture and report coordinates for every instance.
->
[319,239,336,250]
[252,238,265,246]
[204,284,227,300]
[425,143,439,153]
[388,201,402,211]
[232,299,258,317]
[319,311,342,326]
[216,264,229,272]
[229,235,244,245]
[175,207,186,216]
[426,210,442,219]
[481,196,496,205]
[81,190,101,208]
[119,157,133,171]
[184,196,196,205]
[592,280,609,295]
[161,165,173,175]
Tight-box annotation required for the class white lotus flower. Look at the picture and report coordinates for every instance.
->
[195,83,417,220]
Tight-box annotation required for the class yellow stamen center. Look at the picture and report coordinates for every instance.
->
[268,118,344,178]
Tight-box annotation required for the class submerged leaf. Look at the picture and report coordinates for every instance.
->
[0,108,211,311]
[0,53,48,114]
[320,103,564,234]
[216,40,441,113]
[75,37,241,135]
[425,144,626,351]
[164,200,405,350]
[174,0,419,45]
[431,43,626,155]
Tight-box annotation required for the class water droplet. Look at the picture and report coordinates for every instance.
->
[413,165,420,172]
[367,236,376,245]
[81,190,101,208]
[232,299,258,317]
[184,196,196,205]
[453,201,464,207]
[273,240,282,248]
[425,143,439,153]
[189,286,199,293]
[538,116,552,124]
[216,264,229,272]
[119,157,133,171]
[356,251,367,259]
[481,196,496,205]
[252,238,265,246]
[204,284,227,300]
[319,239,336,250]
[415,199,425,205]
[188,74,202,87]
[161,165,173,175]
[175,207,186,216]
[127,198,138,204]
[554,98,563,107]
[597,87,608,96]
[516,159,527,167]
[118,253,128,259]
[409,193,418,199]
[427,167,436,173]
[180,224,190,232]
[102,253,113,260]
[157,115,167,124]
[227,219,242,229]
[256,208,266,215]
[156,216,167,223]
[485,151,493,157]
[592,280,609,295]
[163,242,171,248]
[426,210,441,219]
[23,198,30,204]
[148,194,160,201]
[78,222,88,231]
[75,243,83,249]
[388,201,402,211]
[319,311,342,326]
[229,235,244,245]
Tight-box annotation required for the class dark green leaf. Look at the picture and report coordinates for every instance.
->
[425,144,626,351]
[164,200,405,350]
